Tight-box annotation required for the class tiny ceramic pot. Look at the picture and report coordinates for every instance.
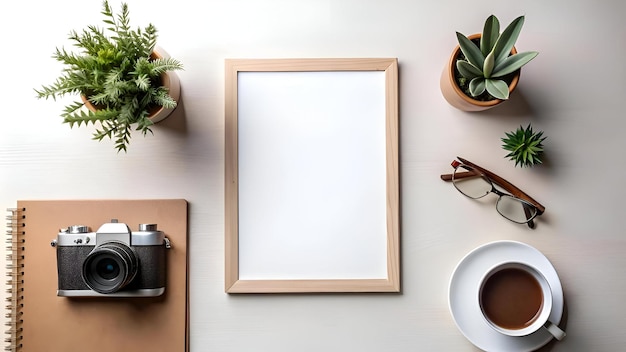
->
[440,34,519,112]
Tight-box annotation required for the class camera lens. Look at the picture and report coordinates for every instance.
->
[95,258,120,280]
[82,242,138,294]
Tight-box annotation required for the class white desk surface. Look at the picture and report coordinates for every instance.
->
[2,0,625,351]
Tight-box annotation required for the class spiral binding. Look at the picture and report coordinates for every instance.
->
[5,208,24,352]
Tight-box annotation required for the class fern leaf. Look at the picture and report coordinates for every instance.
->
[135,115,154,134]
[35,75,86,100]
[135,74,150,90]
[62,101,86,115]
[150,58,184,74]
[153,90,177,109]
[112,123,132,153]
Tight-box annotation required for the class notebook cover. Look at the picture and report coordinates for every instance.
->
[13,199,188,352]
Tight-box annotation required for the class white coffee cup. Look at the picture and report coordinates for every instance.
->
[478,262,566,340]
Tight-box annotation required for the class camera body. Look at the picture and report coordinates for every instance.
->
[52,220,170,297]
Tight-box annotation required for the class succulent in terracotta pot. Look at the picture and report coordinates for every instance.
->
[35,1,183,152]
[441,15,538,111]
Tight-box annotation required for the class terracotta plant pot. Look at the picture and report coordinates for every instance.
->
[440,34,520,112]
[81,46,181,123]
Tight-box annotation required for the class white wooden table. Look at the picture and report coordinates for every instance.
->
[1,0,624,351]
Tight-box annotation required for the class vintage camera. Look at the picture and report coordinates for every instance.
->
[51,219,171,297]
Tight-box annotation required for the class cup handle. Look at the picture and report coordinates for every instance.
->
[544,321,566,341]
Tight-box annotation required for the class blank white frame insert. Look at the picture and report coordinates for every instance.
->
[225,58,399,293]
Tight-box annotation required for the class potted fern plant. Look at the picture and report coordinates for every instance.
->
[440,15,538,112]
[35,1,183,152]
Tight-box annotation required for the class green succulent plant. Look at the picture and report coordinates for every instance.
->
[501,124,546,167]
[35,0,183,152]
[456,15,538,100]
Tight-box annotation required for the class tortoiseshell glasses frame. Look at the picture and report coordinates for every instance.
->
[440,157,545,228]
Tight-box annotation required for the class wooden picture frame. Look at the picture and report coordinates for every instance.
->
[225,58,399,293]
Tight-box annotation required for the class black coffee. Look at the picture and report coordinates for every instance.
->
[480,267,543,329]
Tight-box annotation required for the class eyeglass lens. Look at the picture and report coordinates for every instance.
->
[452,165,537,224]
[451,165,491,199]
[496,195,537,224]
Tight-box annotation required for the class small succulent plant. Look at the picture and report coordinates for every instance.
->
[456,15,538,100]
[501,124,546,167]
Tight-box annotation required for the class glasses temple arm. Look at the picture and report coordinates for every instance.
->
[523,203,536,229]
[440,171,475,182]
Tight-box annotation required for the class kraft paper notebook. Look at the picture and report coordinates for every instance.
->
[5,199,188,352]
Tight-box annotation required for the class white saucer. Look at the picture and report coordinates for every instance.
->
[448,240,564,352]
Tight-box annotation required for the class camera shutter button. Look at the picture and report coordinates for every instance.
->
[139,224,157,231]
[69,225,89,234]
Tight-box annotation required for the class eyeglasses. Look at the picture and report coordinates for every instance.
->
[440,157,545,228]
